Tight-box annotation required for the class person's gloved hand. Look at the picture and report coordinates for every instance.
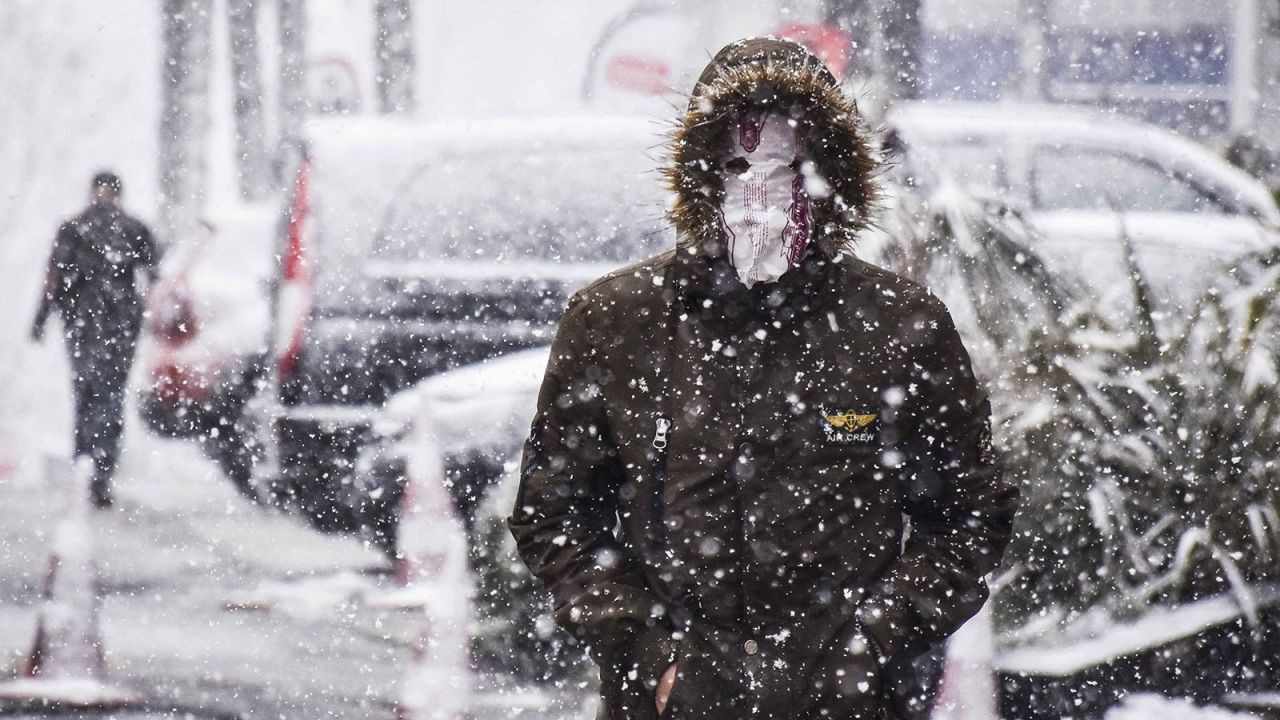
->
[30,319,45,343]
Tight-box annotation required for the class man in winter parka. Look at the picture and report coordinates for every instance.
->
[32,171,159,508]
[509,38,1018,720]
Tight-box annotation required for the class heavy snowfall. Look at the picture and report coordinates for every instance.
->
[1,1,1279,719]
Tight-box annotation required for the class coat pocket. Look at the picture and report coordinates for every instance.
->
[795,613,885,720]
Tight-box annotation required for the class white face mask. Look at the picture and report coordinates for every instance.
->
[719,110,811,288]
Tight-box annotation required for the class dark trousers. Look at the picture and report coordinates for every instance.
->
[64,313,139,504]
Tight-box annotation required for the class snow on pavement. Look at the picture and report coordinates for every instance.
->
[1105,694,1259,719]
[0,432,395,718]
[0,432,588,719]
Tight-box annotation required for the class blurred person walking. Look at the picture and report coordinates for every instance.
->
[31,171,159,508]
[509,38,1018,720]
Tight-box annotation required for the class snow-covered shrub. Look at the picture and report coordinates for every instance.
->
[880,181,1280,632]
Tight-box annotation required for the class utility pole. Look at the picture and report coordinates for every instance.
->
[227,0,270,201]
[1018,0,1051,102]
[1229,0,1261,134]
[375,0,416,114]
[159,0,213,246]
[275,0,307,188]
[1261,0,1280,141]
[878,0,922,101]
[822,0,920,115]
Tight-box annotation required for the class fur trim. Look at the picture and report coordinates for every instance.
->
[663,37,880,257]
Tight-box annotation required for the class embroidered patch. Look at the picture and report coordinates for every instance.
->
[821,409,879,444]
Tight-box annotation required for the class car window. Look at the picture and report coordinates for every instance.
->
[1032,147,1227,214]
[371,147,669,265]
[920,141,1009,196]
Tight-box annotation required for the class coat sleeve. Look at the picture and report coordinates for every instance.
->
[507,293,673,680]
[855,298,1019,663]
[32,223,79,333]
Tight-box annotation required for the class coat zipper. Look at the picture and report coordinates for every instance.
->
[652,264,678,556]
[652,416,671,449]
[650,414,671,552]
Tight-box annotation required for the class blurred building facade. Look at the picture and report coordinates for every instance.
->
[920,0,1280,139]
[296,0,1280,145]
[150,0,1280,223]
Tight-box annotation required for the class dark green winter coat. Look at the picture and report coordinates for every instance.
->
[509,37,1018,720]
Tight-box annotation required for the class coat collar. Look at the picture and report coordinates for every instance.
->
[671,240,838,325]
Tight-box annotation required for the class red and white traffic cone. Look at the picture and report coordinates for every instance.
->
[397,606,471,720]
[391,410,469,589]
[932,599,999,720]
[0,457,137,706]
[384,405,473,720]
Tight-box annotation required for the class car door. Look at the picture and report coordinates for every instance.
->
[1026,144,1272,317]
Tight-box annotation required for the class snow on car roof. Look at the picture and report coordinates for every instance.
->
[412,345,550,403]
[305,112,667,157]
[304,113,673,287]
[889,100,1123,137]
[380,346,551,456]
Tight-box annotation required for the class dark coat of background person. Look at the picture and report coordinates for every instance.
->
[508,38,1019,720]
[32,178,159,506]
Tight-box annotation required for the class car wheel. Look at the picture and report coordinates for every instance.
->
[199,412,265,503]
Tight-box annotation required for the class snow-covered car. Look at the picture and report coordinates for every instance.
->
[268,114,667,536]
[138,208,276,483]
[885,101,1280,312]
[137,114,667,534]
[356,345,549,544]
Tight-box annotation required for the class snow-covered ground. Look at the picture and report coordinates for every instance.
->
[0,436,392,717]
[0,438,590,719]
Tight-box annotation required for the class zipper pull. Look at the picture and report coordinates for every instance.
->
[652,417,671,450]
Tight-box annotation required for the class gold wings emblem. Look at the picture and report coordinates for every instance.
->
[824,412,877,430]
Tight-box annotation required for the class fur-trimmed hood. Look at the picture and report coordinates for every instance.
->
[664,37,879,258]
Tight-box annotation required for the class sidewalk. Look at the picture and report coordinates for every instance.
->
[0,433,588,720]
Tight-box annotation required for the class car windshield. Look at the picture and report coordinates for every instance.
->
[925,141,1010,197]
[1032,147,1228,214]
[369,147,670,265]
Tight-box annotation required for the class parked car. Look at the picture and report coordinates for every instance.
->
[357,346,550,548]
[138,208,276,494]
[884,101,1280,313]
[346,112,1280,709]
[271,115,668,534]
[140,114,668,531]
